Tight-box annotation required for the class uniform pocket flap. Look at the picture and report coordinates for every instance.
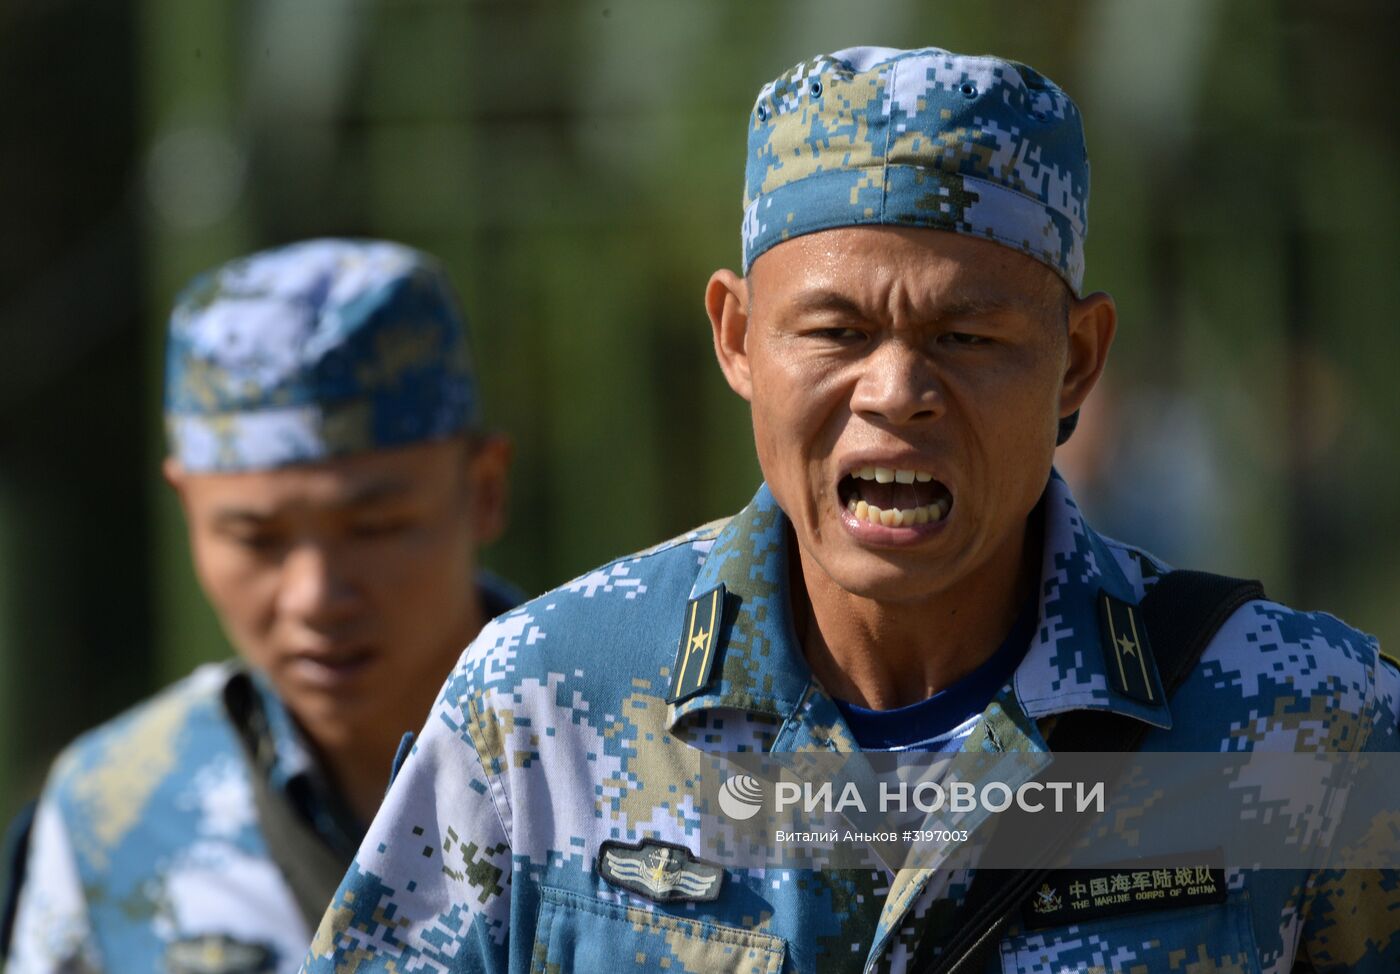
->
[532,886,786,974]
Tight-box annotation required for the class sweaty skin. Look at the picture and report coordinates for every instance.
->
[706,227,1116,709]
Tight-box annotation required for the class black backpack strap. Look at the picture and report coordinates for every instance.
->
[1047,571,1266,752]
[1137,571,1268,698]
[921,570,1265,974]
[222,670,351,931]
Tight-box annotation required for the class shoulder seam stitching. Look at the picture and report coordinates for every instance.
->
[462,695,516,848]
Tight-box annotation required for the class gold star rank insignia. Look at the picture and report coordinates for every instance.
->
[1097,590,1164,704]
[667,584,726,703]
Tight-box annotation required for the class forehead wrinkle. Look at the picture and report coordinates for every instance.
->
[787,276,1042,331]
[889,253,1049,319]
[786,288,868,320]
[751,228,1058,327]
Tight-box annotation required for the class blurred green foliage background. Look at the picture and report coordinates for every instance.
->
[2,0,1397,823]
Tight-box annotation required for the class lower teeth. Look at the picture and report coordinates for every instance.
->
[848,498,947,525]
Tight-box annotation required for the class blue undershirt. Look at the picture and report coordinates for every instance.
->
[833,601,1038,752]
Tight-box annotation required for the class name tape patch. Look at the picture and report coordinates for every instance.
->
[1022,861,1226,930]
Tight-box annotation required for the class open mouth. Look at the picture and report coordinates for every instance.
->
[837,465,953,528]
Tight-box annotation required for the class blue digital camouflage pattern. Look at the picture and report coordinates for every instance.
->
[301,475,1399,973]
[8,577,523,974]
[8,664,329,973]
[743,46,1090,293]
[165,238,479,472]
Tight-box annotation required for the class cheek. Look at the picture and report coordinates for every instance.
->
[965,347,1061,437]
[372,540,475,660]
[191,541,280,642]
[749,352,844,462]
[748,396,784,478]
[968,363,1060,499]
[750,383,811,506]
[365,519,477,603]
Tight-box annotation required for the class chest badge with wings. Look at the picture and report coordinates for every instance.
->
[597,839,725,903]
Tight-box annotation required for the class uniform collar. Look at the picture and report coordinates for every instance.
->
[1012,472,1173,731]
[666,473,1173,739]
[246,668,316,791]
[667,483,813,728]
[222,668,366,859]
[477,568,528,621]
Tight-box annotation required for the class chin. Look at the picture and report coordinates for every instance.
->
[818,548,955,604]
[283,687,369,735]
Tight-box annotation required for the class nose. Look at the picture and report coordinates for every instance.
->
[850,338,944,426]
[276,541,359,627]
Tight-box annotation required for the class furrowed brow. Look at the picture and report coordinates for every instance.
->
[338,479,414,508]
[787,289,868,319]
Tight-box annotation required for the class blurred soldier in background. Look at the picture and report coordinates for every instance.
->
[5,239,518,972]
[301,47,1397,973]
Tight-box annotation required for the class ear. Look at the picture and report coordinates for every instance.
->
[705,269,754,402]
[466,434,512,545]
[1059,291,1117,419]
[162,457,190,509]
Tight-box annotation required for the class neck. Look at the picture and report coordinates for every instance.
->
[796,512,1041,710]
[309,598,486,828]
[320,731,400,828]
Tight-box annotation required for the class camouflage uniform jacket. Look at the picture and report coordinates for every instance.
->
[302,477,1399,974]
[8,580,522,974]
[7,663,345,974]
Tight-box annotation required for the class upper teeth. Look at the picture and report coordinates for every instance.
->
[854,466,934,483]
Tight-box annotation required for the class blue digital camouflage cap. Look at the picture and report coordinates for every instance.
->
[743,46,1090,293]
[164,238,479,472]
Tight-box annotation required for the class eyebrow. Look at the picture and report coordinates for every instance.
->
[935,298,1036,322]
[787,289,868,319]
[209,478,415,525]
[787,288,1035,324]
